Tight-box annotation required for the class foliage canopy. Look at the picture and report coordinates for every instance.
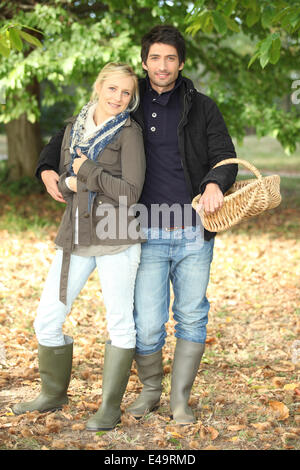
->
[0,0,299,155]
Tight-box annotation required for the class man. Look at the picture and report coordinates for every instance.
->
[36,25,237,425]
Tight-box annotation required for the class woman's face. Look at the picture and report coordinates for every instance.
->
[96,75,135,119]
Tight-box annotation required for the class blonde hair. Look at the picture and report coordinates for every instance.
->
[90,62,139,112]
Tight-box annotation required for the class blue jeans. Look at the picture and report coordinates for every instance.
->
[34,244,141,348]
[133,227,214,355]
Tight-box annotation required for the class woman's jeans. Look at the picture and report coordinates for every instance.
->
[133,227,214,355]
[34,244,141,348]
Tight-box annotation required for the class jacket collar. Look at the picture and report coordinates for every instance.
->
[132,75,195,129]
[66,76,196,129]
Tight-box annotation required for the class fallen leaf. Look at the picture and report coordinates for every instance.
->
[251,422,271,432]
[121,413,138,427]
[272,377,285,387]
[71,423,85,431]
[189,440,199,449]
[271,362,295,372]
[165,425,182,433]
[51,439,65,449]
[170,432,184,439]
[20,427,33,438]
[283,383,299,391]
[269,401,289,420]
[282,432,298,443]
[81,401,99,411]
[227,425,246,432]
[294,416,300,425]
[205,337,217,344]
[207,426,219,440]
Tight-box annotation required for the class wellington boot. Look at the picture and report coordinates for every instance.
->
[12,336,73,415]
[86,343,135,431]
[127,349,163,418]
[170,338,205,424]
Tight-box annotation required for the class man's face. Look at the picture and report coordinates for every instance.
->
[142,42,184,94]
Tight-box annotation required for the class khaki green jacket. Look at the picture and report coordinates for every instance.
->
[55,116,146,303]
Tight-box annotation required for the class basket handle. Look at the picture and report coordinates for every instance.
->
[212,158,262,179]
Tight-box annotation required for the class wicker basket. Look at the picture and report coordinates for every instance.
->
[191,158,282,232]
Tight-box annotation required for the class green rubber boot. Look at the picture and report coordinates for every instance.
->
[12,335,73,415]
[126,349,163,418]
[86,342,135,431]
[170,338,205,424]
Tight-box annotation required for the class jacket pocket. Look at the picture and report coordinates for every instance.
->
[99,141,121,165]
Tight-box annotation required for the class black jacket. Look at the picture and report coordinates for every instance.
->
[36,76,237,240]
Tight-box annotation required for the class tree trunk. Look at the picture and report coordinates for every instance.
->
[5,78,42,181]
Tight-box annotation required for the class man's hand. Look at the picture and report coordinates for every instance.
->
[196,183,224,214]
[41,170,66,203]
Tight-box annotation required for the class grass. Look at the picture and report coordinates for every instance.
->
[233,135,300,173]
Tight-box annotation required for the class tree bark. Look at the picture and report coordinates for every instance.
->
[5,78,42,181]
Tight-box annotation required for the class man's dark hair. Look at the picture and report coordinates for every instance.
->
[141,25,186,64]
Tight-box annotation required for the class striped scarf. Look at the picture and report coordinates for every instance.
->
[69,101,129,211]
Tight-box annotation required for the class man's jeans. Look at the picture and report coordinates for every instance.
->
[133,227,214,355]
[34,244,141,348]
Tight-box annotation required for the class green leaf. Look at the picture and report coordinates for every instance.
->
[246,9,260,27]
[269,37,281,64]
[248,50,260,68]
[202,12,214,33]
[260,35,273,55]
[212,11,228,35]
[0,39,10,57]
[9,28,23,52]
[261,5,276,29]
[224,16,240,32]
[186,10,210,35]
[223,0,237,17]
[259,52,269,68]
[18,30,42,48]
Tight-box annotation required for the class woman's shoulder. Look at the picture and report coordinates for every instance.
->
[121,116,143,139]
[123,116,142,132]
[116,117,144,150]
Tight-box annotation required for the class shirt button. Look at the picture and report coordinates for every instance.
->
[150,126,156,132]
[152,112,157,118]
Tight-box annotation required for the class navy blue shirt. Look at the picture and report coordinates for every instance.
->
[139,76,194,228]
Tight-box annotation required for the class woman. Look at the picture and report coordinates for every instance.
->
[12,63,146,432]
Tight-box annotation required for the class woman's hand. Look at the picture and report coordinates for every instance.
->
[196,183,224,214]
[72,149,88,175]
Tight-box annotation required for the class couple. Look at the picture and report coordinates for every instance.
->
[12,25,237,431]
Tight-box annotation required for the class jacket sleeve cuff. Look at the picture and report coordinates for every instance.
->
[35,164,56,180]
[199,179,220,194]
[76,159,101,183]
[58,174,74,197]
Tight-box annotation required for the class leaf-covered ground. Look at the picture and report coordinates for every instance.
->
[0,190,299,451]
